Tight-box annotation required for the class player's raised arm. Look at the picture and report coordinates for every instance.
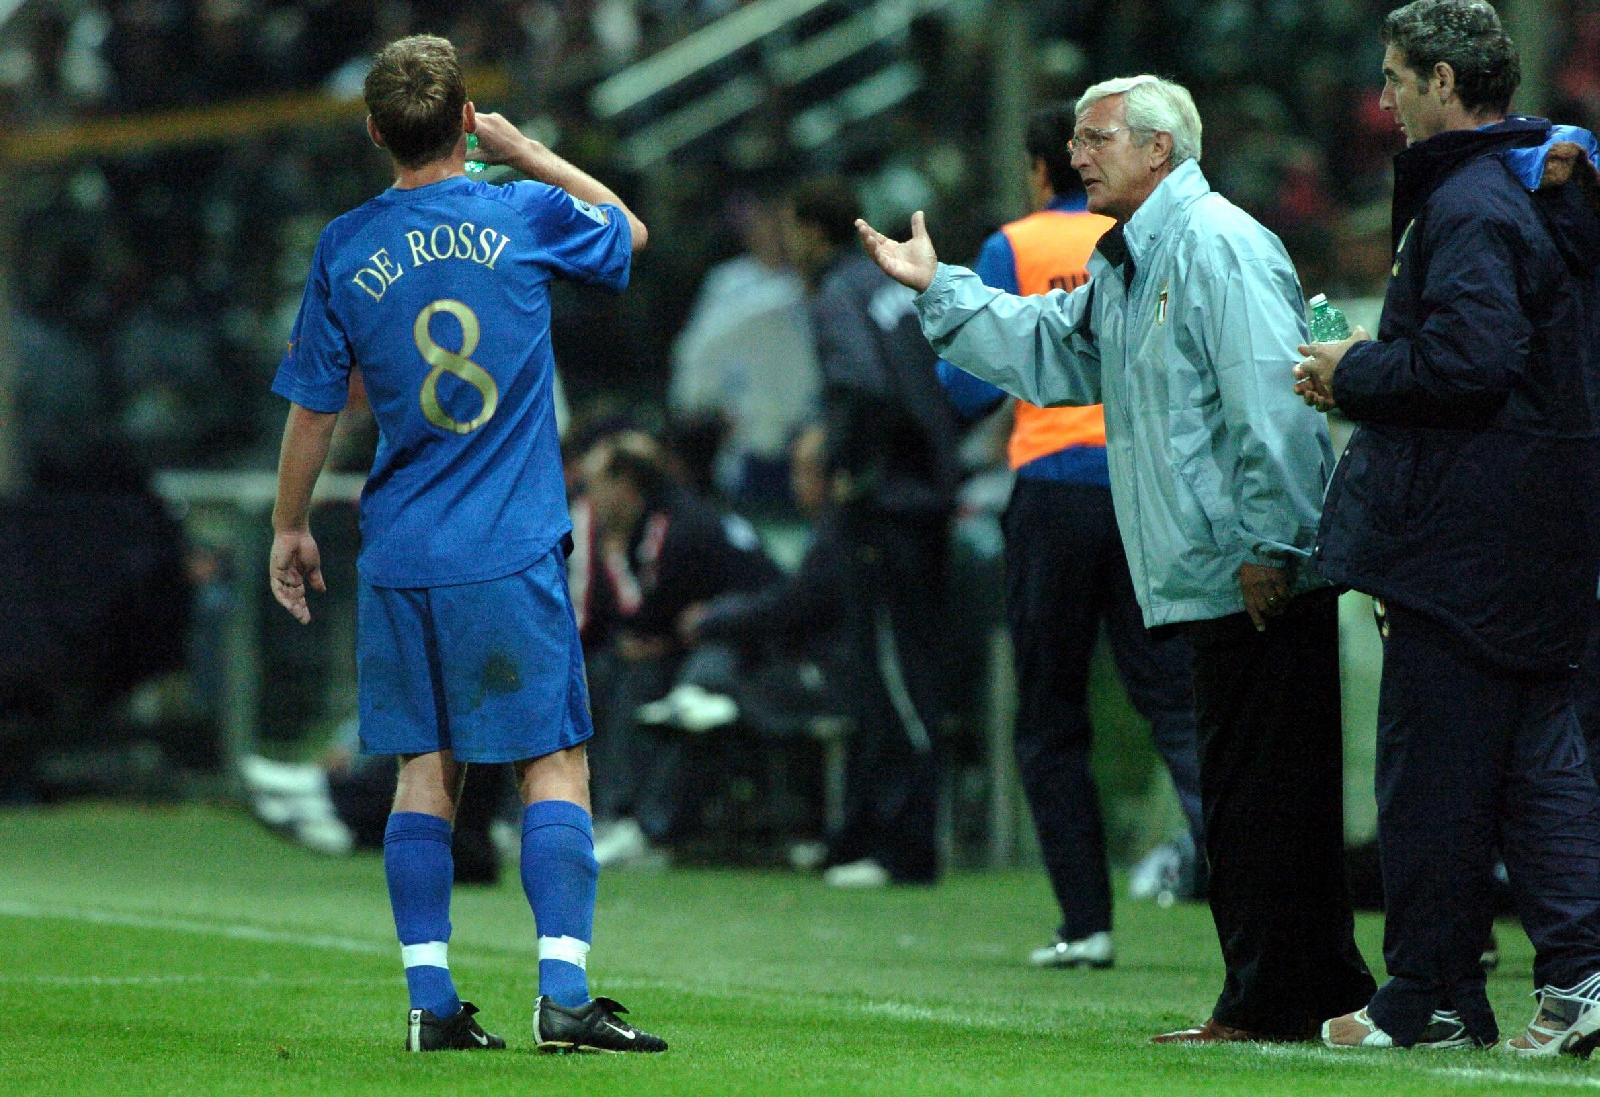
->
[471,111,648,251]
[270,403,339,624]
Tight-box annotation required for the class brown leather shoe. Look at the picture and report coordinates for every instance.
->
[1150,1017,1312,1044]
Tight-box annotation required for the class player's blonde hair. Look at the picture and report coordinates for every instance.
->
[364,35,467,170]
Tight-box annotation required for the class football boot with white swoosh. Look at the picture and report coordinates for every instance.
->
[405,1001,506,1052]
[535,995,668,1053]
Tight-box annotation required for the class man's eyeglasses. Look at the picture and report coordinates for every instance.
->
[1068,126,1129,155]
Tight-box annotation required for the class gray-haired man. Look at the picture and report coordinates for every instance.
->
[857,74,1374,1042]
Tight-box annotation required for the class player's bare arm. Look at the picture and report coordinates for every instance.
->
[470,110,649,251]
[854,209,938,293]
[270,403,339,624]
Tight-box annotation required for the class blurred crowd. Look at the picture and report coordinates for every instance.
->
[4,0,1599,485]
[4,0,1600,846]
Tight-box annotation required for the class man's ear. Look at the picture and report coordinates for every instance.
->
[1432,61,1457,103]
[462,100,476,134]
[366,115,386,149]
[1148,130,1174,170]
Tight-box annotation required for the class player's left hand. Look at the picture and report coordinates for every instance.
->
[467,110,531,165]
[270,528,325,624]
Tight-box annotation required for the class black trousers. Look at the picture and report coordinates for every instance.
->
[1578,604,1600,773]
[826,506,949,883]
[1366,602,1600,1046]
[1004,478,1202,940]
[1184,589,1374,1036]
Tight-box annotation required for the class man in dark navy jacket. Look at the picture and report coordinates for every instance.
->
[1295,0,1600,1057]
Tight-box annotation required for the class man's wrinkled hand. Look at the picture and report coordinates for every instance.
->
[854,210,938,293]
[1238,561,1291,633]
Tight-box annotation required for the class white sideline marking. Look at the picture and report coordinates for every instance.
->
[0,900,390,955]
[1,901,1091,1036]
[0,974,392,988]
[1253,1042,1600,1089]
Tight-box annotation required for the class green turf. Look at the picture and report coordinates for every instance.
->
[3,804,1597,1095]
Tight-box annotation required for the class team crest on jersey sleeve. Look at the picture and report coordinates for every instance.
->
[570,197,609,224]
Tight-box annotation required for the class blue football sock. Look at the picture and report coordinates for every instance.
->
[521,799,597,1008]
[384,811,461,1019]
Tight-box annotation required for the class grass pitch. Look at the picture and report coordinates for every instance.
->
[4,803,1598,1095]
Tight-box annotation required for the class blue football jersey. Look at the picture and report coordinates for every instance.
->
[272,176,631,587]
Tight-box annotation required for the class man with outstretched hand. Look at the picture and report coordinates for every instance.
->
[857,74,1373,1043]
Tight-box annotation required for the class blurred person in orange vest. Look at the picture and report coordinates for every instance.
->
[934,103,1203,970]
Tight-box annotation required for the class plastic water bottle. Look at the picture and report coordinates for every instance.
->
[1308,293,1351,342]
[465,133,487,175]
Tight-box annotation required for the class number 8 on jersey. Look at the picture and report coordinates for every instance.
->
[415,298,497,434]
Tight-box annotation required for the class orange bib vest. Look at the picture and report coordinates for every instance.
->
[1000,209,1116,470]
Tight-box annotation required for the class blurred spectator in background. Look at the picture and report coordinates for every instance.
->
[675,424,856,854]
[677,423,848,699]
[783,176,957,888]
[573,430,783,866]
[668,187,820,504]
[0,437,192,800]
[935,103,1204,969]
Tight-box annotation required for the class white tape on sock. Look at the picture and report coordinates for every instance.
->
[537,935,590,969]
[400,941,449,969]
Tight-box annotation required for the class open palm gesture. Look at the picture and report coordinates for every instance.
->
[855,210,939,293]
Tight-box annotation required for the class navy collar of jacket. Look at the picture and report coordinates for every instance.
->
[1389,115,1550,249]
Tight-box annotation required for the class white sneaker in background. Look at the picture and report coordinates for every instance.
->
[591,817,670,870]
[634,684,739,733]
[292,815,355,856]
[787,840,828,872]
[241,754,327,797]
[1029,930,1113,969]
[490,819,521,863]
[822,858,891,888]
[241,754,337,833]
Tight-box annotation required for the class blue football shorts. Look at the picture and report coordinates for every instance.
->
[355,544,594,763]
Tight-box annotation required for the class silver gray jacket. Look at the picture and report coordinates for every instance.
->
[916,160,1334,626]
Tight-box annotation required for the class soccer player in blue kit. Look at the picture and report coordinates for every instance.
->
[268,34,666,1054]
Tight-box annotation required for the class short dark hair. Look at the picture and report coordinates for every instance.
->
[364,35,467,170]
[1025,103,1078,195]
[1382,0,1520,115]
[787,177,860,248]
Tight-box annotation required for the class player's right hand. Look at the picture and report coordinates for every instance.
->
[270,529,325,624]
